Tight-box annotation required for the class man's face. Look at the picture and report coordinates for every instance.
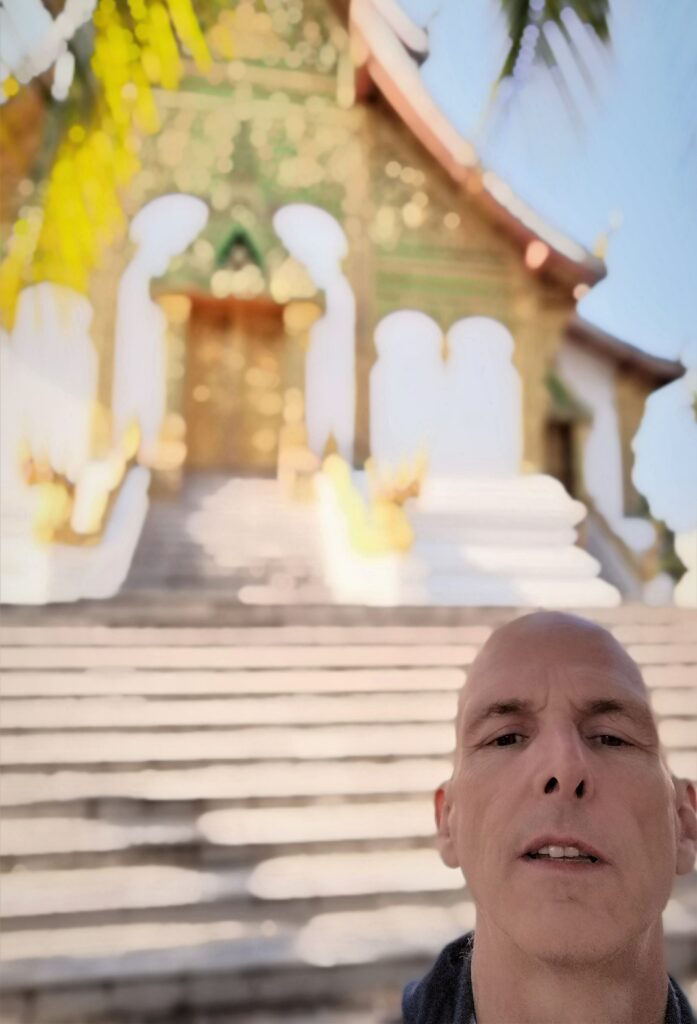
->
[437,612,691,965]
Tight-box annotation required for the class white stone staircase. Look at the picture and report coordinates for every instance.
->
[0,613,695,1022]
[124,474,331,605]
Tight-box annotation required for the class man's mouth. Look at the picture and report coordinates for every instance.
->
[521,836,606,865]
[524,846,598,864]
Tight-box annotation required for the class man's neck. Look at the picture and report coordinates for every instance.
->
[471,918,669,1024]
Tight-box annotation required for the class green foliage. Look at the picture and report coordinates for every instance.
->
[656,523,688,581]
[499,0,610,81]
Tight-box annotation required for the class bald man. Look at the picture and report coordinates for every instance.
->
[403,611,697,1024]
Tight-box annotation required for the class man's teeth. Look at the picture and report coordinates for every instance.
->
[528,845,597,861]
[540,845,580,857]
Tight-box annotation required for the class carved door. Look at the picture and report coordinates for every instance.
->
[184,297,288,473]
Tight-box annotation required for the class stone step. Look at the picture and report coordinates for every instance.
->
[408,540,601,578]
[196,799,434,848]
[1,693,459,731]
[411,526,580,547]
[0,626,484,647]
[0,815,199,859]
[206,1013,398,1024]
[0,644,480,671]
[0,723,455,767]
[0,849,461,921]
[1,622,695,646]
[0,666,465,699]
[128,516,320,535]
[3,722,695,772]
[645,666,697,689]
[0,758,451,808]
[184,1012,399,1024]
[1,862,249,920]
[1,798,436,859]
[652,689,697,716]
[129,1012,395,1024]
[0,899,476,996]
[2,601,693,628]
[3,1011,402,1024]
[201,1011,397,1019]
[206,582,337,604]
[244,579,622,607]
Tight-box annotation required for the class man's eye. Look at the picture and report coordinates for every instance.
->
[595,734,628,747]
[491,733,525,747]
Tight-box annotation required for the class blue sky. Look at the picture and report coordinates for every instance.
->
[397,0,697,364]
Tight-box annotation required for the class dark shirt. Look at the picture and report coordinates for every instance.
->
[403,932,696,1024]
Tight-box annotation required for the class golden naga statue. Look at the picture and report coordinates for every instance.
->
[25,419,141,546]
[323,452,422,555]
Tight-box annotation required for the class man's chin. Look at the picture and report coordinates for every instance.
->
[508,918,622,969]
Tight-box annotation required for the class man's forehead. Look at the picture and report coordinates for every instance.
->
[459,611,649,715]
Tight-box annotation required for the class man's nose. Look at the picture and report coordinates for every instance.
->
[537,728,594,800]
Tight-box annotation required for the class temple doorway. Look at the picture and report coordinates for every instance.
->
[183,295,297,475]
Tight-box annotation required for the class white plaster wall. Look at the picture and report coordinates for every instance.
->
[556,341,655,553]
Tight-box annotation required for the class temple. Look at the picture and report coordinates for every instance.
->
[0,0,691,606]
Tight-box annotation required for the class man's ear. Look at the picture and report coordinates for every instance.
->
[674,777,697,876]
[435,782,458,869]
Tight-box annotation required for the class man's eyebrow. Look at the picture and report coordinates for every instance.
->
[463,699,536,735]
[462,696,658,737]
[579,697,657,734]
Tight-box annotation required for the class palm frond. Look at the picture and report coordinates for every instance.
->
[499,0,610,83]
